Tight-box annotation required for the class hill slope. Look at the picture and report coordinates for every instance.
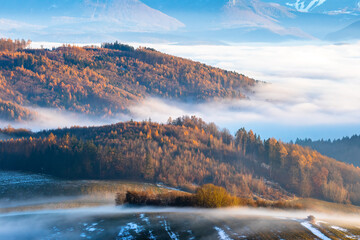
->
[2,116,360,205]
[297,135,360,167]
[326,20,360,41]
[0,40,256,121]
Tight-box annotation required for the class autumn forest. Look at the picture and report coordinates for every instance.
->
[0,39,255,121]
[1,116,360,206]
[1,38,360,211]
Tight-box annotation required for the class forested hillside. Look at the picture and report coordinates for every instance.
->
[0,39,256,121]
[2,116,360,205]
[297,136,360,167]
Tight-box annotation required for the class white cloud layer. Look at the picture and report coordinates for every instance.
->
[126,41,360,140]
[0,108,129,133]
[0,19,44,31]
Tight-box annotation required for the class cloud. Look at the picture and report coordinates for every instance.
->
[0,18,44,31]
[2,205,360,238]
[0,107,129,132]
[28,42,101,50]
[125,41,360,140]
[51,16,90,25]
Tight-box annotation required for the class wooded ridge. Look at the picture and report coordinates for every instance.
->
[1,116,360,205]
[0,39,256,121]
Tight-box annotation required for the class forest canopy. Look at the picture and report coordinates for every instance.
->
[0,38,31,52]
[297,136,360,167]
[0,39,256,121]
[1,116,360,206]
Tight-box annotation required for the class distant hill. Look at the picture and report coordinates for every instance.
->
[326,20,360,41]
[0,39,256,121]
[2,116,360,205]
[296,135,360,167]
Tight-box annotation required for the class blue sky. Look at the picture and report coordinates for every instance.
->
[1,0,359,43]
[1,0,360,141]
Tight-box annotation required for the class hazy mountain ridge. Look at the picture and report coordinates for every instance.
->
[2,0,360,43]
[326,20,360,40]
[297,135,360,167]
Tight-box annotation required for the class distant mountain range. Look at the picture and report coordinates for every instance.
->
[326,20,360,40]
[297,135,360,167]
[264,0,360,14]
[1,0,360,43]
[143,0,360,15]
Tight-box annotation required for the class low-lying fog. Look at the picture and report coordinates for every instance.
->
[2,171,360,239]
[3,41,360,141]
[3,205,360,225]
[1,205,360,240]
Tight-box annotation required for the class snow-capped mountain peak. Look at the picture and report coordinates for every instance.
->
[286,0,327,13]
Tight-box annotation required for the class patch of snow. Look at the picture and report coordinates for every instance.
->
[162,219,178,240]
[80,233,87,238]
[83,222,101,232]
[331,225,348,232]
[214,226,233,240]
[261,163,270,170]
[187,230,195,240]
[345,234,359,239]
[148,230,156,240]
[129,222,143,234]
[140,213,150,225]
[286,0,326,12]
[117,222,144,240]
[139,213,155,238]
[156,183,181,192]
[224,225,242,237]
[301,221,331,240]
[330,225,359,239]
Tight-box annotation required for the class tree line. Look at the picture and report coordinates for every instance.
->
[297,136,360,167]
[118,184,303,209]
[0,39,31,52]
[1,116,360,205]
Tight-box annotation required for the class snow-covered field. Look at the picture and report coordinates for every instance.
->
[2,206,360,240]
[1,171,360,239]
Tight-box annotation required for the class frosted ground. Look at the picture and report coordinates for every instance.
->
[1,171,360,240]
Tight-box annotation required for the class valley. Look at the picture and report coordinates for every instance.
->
[1,0,360,239]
